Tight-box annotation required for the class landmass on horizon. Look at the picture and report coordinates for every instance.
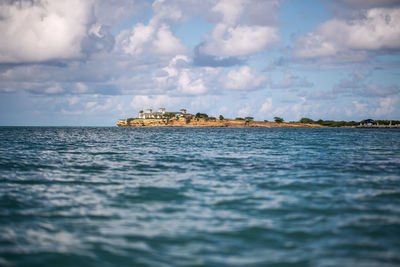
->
[117,108,400,128]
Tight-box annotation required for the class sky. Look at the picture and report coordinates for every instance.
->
[0,0,400,126]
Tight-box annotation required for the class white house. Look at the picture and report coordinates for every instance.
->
[138,108,190,119]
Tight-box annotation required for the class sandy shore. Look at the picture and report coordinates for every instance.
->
[117,118,324,128]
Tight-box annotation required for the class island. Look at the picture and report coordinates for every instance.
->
[117,108,324,128]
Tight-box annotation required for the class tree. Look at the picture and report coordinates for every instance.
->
[195,113,209,119]
[163,113,175,119]
[219,115,224,120]
[274,116,284,123]
[299,117,314,124]
[163,112,175,123]
[244,116,254,121]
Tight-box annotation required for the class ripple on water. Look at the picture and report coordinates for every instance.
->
[0,127,400,266]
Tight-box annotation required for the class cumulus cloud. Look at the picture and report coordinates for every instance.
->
[364,84,400,97]
[293,7,400,61]
[223,66,267,90]
[93,0,148,26]
[332,70,399,97]
[60,94,125,118]
[153,24,187,55]
[198,0,279,58]
[44,84,64,95]
[346,96,399,118]
[177,70,208,95]
[82,24,115,55]
[270,71,314,89]
[236,106,251,117]
[259,97,272,113]
[118,22,186,57]
[201,25,279,57]
[339,0,400,9]
[117,0,186,57]
[130,94,183,110]
[375,97,397,116]
[193,45,244,67]
[153,55,219,95]
[0,0,93,63]
[73,82,92,94]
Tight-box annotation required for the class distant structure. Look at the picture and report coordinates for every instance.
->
[357,119,400,128]
[138,108,191,119]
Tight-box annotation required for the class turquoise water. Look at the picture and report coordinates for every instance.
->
[0,127,399,266]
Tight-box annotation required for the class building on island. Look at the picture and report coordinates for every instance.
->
[138,108,191,119]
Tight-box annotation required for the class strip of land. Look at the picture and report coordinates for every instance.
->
[117,118,324,127]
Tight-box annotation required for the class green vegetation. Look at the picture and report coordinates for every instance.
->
[295,118,400,127]
[127,110,399,128]
[163,113,175,119]
[299,117,314,124]
[195,113,209,119]
[162,112,175,123]
[296,118,358,127]
[314,120,357,127]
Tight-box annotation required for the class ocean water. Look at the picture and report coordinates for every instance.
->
[0,127,399,267]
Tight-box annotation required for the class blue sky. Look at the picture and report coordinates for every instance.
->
[0,0,399,126]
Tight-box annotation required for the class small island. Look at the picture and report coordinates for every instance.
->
[118,108,400,128]
[117,108,324,128]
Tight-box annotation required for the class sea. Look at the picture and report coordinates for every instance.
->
[0,127,399,266]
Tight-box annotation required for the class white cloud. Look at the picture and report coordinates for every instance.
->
[189,95,221,112]
[293,7,400,60]
[223,66,267,90]
[353,100,368,113]
[153,55,219,95]
[332,71,399,97]
[178,70,208,95]
[152,24,186,55]
[60,95,126,117]
[119,22,186,57]
[270,71,314,89]
[259,98,272,113]
[0,0,93,63]
[212,0,243,25]
[340,0,400,9]
[130,95,183,110]
[151,0,183,23]
[365,83,399,97]
[237,106,251,117]
[202,25,279,57]
[118,0,186,57]
[44,84,64,94]
[199,0,279,57]
[375,97,397,117]
[121,23,155,56]
[73,83,91,94]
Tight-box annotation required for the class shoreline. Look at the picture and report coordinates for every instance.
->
[117,118,325,128]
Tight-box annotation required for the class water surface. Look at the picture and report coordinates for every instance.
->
[1,127,399,266]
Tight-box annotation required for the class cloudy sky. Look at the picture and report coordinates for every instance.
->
[0,0,399,126]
